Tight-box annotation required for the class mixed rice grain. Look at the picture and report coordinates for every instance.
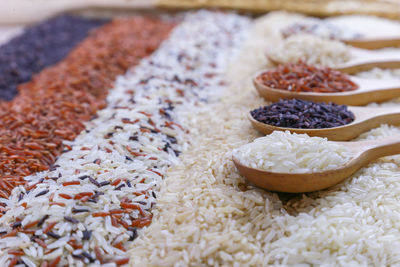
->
[0,17,175,198]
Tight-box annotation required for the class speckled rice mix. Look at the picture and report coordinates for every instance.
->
[0,11,249,266]
[0,17,175,199]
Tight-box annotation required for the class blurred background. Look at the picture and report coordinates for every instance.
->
[1,0,399,25]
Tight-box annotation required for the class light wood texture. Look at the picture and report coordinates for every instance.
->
[158,0,400,20]
[249,106,400,141]
[267,47,400,74]
[335,48,400,73]
[254,72,400,106]
[233,135,400,192]
[344,37,400,50]
[1,0,400,25]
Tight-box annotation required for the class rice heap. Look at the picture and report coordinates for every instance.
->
[282,15,400,40]
[357,67,400,80]
[128,11,400,266]
[0,11,249,266]
[233,131,351,173]
[281,18,362,40]
[1,9,400,267]
[267,34,352,67]
[326,15,400,39]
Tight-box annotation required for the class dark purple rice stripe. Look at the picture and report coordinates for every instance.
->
[0,14,107,101]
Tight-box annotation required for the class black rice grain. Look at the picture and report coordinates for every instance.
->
[89,177,101,187]
[72,208,90,214]
[128,227,138,241]
[64,216,79,224]
[35,189,49,197]
[78,175,90,180]
[10,221,21,229]
[115,184,125,191]
[82,230,92,240]
[47,231,61,239]
[99,181,110,187]
[251,99,354,129]
[82,251,95,262]
[37,215,49,227]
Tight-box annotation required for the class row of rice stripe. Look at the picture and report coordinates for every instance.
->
[0,17,175,199]
[0,11,250,267]
[0,14,107,101]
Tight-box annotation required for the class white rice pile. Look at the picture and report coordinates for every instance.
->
[233,131,351,173]
[281,18,362,40]
[0,11,250,267]
[356,67,400,80]
[267,34,352,67]
[282,14,400,41]
[128,11,400,266]
[326,15,400,39]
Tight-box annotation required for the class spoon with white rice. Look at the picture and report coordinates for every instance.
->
[232,131,400,193]
[267,34,400,74]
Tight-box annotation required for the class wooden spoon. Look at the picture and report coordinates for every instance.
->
[249,106,400,141]
[232,135,400,193]
[254,73,400,106]
[336,48,400,73]
[267,47,400,74]
[343,37,400,50]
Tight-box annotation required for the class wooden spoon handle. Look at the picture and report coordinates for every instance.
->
[345,135,400,160]
[351,106,400,119]
[344,38,400,50]
[335,48,400,73]
[351,76,400,93]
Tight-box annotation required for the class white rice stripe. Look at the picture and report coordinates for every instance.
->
[129,12,400,266]
[0,11,250,266]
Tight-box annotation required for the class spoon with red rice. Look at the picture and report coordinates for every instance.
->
[254,62,400,106]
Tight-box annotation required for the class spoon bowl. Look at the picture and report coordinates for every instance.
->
[249,106,400,141]
[233,136,400,193]
[254,71,400,106]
